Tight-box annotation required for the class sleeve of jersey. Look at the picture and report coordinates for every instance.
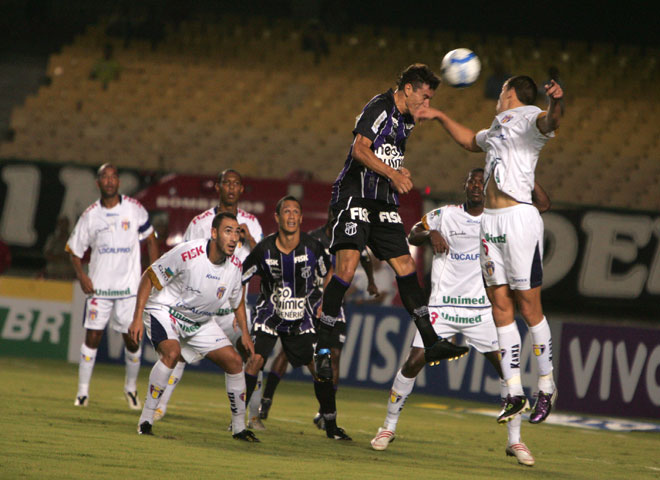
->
[228,270,243,310]
[422,208,443,231]
[252,220,264,243]
[241,248,261,285]
[316,242,331,278]
[148,247,182,290]
[182,221,198,242]
[136,204,154,241]
[352,99,387,142]
[475,129,488,151]
[64,216,89,258]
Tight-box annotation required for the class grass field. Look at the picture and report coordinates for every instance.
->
[2,357,659,480]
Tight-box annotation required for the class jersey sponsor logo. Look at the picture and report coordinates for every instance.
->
[168,307,196,324]
[265,259,278,266]
[378,211,402,224]
[98,246,131,254]
[157,264,174,279]
[270,286,305,320]
[206,273,221,280]
[182,245,205,261]
[294,254,308,263]
[374,145,404,170]
[349,207,369,222]
[173,302,217,318]
[242,265,258,283]
[217,286,226,299]
[216,307,233,316]
[441,295,487,306]
[105,213,119,217]
[512,277,528,284]
[484,233,507,243]
[484,260,495,277]
[345,222,357,236]
[121,219,130,230]
[371,110,387,134]
[185,286,202,295]
[94,287,131,296]
[449,252,480,261]
[441,311,483,324]
[449,230,466,237]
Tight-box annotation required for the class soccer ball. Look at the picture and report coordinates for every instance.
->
[441,48,481,88]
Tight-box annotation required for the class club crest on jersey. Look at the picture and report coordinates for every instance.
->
[121,219,130,230]
[217,286,226,299]
[501,114,513,123]
[390,390,402,403]
[533,344,545,356]
[485,260,495,277]
[301,266,312,279]
[89,309,98,320]
[345,222,357,236]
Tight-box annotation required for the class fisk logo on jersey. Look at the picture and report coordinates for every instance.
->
[271,286,305,320]
[181,245,205,261]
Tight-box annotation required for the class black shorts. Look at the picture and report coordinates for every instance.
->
[330,198,410,260]
[254,331,314,368]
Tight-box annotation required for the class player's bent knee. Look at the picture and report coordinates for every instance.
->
[246,353,265,374]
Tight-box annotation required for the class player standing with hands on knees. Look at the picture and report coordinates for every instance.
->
[315,64,470,382]
[416,76,563,424]
[128,212,258,442]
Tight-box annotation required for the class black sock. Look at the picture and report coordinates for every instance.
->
[317,275,350,351]
[313,380,337,415]
[263,371,281,400]
[396,272,437,347]
[244,373,258,405]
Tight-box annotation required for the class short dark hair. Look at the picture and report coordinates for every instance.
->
[217,169,242,183]
[275,195,301,215]
[397,64,441,91]
[97,163,117,178]
[467,167,484,180]
[505,75,537,105]
[212,211,237,229]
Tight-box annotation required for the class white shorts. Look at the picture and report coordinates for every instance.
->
[412,306,498,353]
[480,204,544,290]
[83,296,136,333]
[143,306,232,363]
[214,307,253,346]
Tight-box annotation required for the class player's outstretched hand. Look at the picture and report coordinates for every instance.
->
[128,317,143,344]
[241,332,255,357]
[429,230,449,254]
[390,169,413,195]
[545,80,563,101]
[414,106,441,123]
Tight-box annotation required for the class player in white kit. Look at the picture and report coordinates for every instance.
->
[66,163,159,409]
[370,169,550,466]
[152,169,265,428]
[416,76,563,424]
[128,212,258,441]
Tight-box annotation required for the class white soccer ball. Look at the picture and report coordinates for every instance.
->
[441,48,481,88]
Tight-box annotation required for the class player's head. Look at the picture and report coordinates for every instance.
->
[497,75,537,113]
[96,163,119,198]
[211,211,240,257]
[464,168,485,208]
[275,195,302,235]
[397,64,440,116]
[216,169,244,207]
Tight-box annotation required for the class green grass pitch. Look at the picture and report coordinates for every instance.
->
[2,357,659,479]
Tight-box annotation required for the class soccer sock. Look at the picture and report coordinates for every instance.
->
[529,317,555,393]
[248,370,263,418]
[139,360,172,425]
[497,323,524,396]
[244,372,258,406]
[226,371,247,433]
[124,346,142,393]
[77,343,97,397]
[317,275,350,350]
[501,378,522,445]
[156,361,186,414]
[263,371,282,400]
[395,273,437,348]
[314,380,337,418]
[384,369,416,432]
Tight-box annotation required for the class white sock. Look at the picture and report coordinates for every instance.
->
[226,371,247,433]
[156,361,186,414]
[497,323,523,396]
[139,360,173,425]
[124,346,142,393]
[77,344,97,397]
[501,378,522,445]
[248,370,263,419]
[529,317,555,393]
[384,370,416,432]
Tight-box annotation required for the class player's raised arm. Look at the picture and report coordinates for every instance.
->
[537,80,563,134]
[352,134,413,194]
[415,106,481,152]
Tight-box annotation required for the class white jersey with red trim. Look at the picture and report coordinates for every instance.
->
[422,204,490,309]
[146,239,243,324]
[66,195,153,298]
[475,105,555,204]
[183,206,263,263]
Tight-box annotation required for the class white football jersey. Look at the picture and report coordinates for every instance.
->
[66,195,153,298]
[183,206,263,263]
[422,204,490,308]
[476,105,554,204]
[146,239,243,324]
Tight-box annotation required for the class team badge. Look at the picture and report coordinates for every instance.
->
[485,260,495,277]
[390,389,402,403]
[150,384,164,399]
[89,309,98,320]
[301,266,311,279]
[533,344,546,356]
[501,114,513,123]
[345,222,357,236]
[121,219,130,230]
[217,286,226,299]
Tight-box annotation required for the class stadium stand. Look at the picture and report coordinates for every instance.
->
[1,17,658,210]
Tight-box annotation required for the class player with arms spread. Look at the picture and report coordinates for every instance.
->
[416,76,563,424]
[315,64,469,381]
[241,196,351,440]
[128,212,258,441]
[67,163,158,409]
[152,169,264,426]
